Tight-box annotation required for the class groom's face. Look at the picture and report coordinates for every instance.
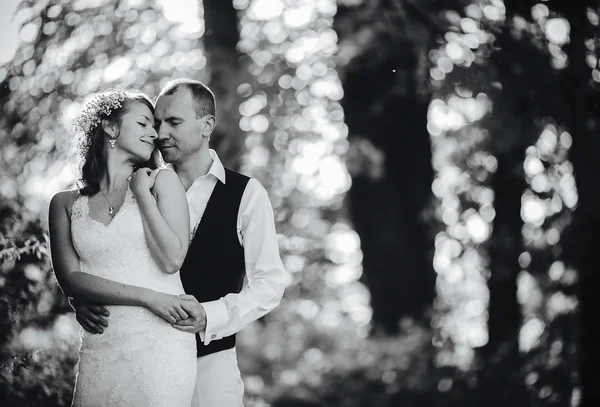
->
[154,87,204,165]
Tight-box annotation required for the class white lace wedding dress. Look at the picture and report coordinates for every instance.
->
[69,185,197,406]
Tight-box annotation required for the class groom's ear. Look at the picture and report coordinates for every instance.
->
[202,115,216,134]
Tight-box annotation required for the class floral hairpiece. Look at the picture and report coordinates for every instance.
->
[74,88,127,136]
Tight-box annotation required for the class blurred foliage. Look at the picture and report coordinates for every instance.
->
[424,0,597,406]
[1,0,598,406]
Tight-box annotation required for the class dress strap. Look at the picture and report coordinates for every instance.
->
[70,192,86,220]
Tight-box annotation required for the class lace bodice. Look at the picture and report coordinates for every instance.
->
[70,186,186,294]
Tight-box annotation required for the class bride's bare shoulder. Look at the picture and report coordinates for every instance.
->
[50,189,82,214]
[52,188,81,200]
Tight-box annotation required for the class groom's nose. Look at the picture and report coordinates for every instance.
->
[156,126,169,140]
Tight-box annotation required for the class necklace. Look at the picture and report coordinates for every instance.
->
[98,189,116,216]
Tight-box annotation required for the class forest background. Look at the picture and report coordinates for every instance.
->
[0,0,597,406]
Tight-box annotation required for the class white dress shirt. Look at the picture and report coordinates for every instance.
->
[185,150,290,347]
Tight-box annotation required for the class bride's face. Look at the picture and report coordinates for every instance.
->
[113,102,158,163]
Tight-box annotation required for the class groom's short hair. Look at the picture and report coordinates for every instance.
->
[157,78,216,118]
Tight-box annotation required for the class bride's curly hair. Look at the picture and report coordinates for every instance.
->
[73,88,163,196]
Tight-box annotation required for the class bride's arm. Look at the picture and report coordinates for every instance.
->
[48,191,186,323]
[133,168,190,274]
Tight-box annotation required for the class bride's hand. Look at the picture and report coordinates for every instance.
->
[129,168,157,198]
[142,291,189,324]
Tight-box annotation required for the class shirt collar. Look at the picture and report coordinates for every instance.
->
[207,149,226,184]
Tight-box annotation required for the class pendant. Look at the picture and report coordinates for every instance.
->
[108,206,115,216]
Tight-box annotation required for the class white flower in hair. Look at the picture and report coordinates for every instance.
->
[74,88,127,135]
[72,88,127,158]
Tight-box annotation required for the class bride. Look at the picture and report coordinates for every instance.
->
[48,88,196,406]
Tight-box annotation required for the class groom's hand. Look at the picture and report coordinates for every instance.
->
[69,298,109,334]
[172,295,206,333]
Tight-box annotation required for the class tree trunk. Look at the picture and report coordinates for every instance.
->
[345,92,434,334]
[480,151,530,406]
[334,4,436,334]
[201,0,244,168]
[478,4,534,402]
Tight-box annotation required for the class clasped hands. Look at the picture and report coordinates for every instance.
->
[171,294,207,333]
[70,294,206,334]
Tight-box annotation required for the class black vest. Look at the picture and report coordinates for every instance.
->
[179,168,250,357]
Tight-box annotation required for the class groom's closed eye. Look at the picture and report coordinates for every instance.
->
[155,118,181,129]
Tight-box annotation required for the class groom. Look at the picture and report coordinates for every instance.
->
[72,78,290,406]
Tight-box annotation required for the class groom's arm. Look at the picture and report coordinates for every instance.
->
[200,178,290,344]
[176,179,290,343]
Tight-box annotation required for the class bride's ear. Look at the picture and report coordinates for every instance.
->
[101,119,117,137]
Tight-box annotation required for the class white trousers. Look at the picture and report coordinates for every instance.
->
[191,347,244,407]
